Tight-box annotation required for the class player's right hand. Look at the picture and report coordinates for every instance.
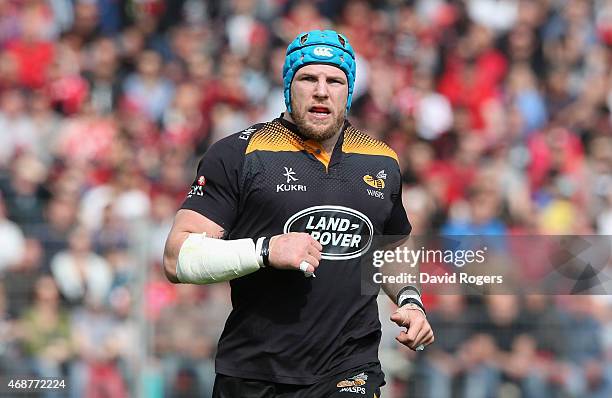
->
[268,232,322,273]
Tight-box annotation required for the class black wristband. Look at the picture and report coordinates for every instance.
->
[396,285,421,305]
[261,237,271,267]
[399,297,426,315]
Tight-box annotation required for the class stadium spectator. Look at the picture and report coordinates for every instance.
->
[0,89,37,167]
[34,196,77,272]
[122,49,175,122]
[463,295,546,398]
[0,281,26,376]
[17,276,72,382]
[69,295,128,398]
[83,36,123,116]
[4,4,56,89]
[3,238,45,318]
[1,153,48,229]
[560,296,612,398]
[50,226,113,306]
[154,284,216,397]
[417,294,472,398]
[0,193,25,274]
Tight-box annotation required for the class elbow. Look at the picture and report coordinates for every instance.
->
[162,253,181,284]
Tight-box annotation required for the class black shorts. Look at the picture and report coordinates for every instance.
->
[212,363,384,398]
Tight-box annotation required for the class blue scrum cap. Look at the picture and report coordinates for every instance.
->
[283,30,356,114]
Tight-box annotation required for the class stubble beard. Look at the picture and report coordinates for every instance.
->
[290,102,345,142]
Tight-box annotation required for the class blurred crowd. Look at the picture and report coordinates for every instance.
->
[0,0,612,397]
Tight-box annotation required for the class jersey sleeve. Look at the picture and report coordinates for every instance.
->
[180,135,246,231]
[383,180,412,236]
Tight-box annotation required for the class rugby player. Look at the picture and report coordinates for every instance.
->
[163,30,434,397]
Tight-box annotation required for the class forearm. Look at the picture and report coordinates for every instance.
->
[381,266,421,305]
[163,228,270,285]
[382,282,415,305]
[163,210,321,284]
[163,209,232,284]
[378,238,423,309]
[175,232,265,284]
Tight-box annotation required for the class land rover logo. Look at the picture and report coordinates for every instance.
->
[283,205,373,260]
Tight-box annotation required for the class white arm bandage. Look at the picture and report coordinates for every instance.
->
[176,233,264,284]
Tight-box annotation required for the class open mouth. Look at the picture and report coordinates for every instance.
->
[309,106,331,117]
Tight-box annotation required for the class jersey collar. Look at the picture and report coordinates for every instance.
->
[277,114,347,170]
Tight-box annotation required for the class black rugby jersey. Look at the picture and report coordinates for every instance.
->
[181,117,410,385]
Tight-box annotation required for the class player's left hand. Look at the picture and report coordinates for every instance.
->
[390,305,434,351]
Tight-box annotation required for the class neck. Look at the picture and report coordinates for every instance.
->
[282,111,343,154]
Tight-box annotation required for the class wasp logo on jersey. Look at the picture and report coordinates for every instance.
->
[363,175,384,189]
[363,170,386,199]
[336,372,368,394]
[284,205,373,260]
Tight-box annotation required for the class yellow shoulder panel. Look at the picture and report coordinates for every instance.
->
[246,121,303,154]
[342,127,399,163]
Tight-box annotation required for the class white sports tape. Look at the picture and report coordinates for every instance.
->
[176,233,261,284]
[300,260,316,278]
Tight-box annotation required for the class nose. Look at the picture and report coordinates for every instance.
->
[313,77,329,98]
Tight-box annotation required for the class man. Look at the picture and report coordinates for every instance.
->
[163,30,434,397]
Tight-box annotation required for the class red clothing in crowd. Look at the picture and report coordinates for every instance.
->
[5,39,55,89]
[56,116,118,163]
[438,50,507,130]
[425,160,478,207]
[527,127,585,192]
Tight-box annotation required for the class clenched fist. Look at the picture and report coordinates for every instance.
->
[268,232,323,274]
